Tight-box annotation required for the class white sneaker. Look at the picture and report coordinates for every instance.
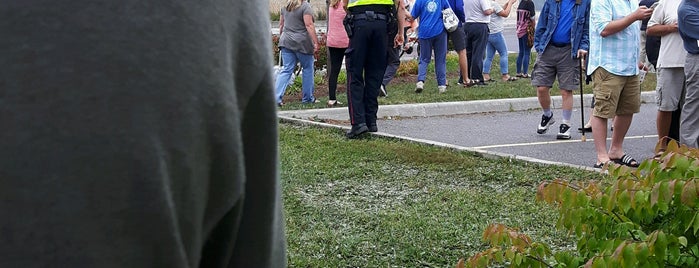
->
[415,81,424,93]
[556,123,571,140]
[379,84,388,97]
[438,85,447,93]
[537,114,555,134]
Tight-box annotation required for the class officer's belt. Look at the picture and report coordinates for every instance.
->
[351,11,388,21]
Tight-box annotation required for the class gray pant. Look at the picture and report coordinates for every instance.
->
[382,45,401,86]
[681,53,699,148]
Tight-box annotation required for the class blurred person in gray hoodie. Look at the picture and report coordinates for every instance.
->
[0,1,286,267]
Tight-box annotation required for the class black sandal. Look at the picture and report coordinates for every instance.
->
[610,154,640,167]
[593,160,613,169]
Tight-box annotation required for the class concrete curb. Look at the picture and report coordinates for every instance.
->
[279,91,656,121]
[278,114,602,172]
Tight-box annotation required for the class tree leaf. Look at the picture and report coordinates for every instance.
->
[678,236,688,247]
[514,252,522,265]
[634,242,650,262]
[622,243,636,268]
[618,191,632,214]
[681,179,697,207]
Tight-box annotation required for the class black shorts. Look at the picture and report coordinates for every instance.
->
[448,25,466,51]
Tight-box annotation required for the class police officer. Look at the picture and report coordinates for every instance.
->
[344,0,406,139]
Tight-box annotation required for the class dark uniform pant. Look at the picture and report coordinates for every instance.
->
[346,16,388,127]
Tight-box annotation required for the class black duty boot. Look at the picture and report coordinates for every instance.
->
[368,124,378,132]
[346,124,369,139]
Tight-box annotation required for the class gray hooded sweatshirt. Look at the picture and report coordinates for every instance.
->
[0,1,286,267]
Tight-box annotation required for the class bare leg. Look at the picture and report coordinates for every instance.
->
[537,86,551,110]
[608,114,634,159]
[656,110,673,151]
[591,115,610,163]
[458,49,470,83]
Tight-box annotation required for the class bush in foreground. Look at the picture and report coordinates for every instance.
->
[464,141,699,267]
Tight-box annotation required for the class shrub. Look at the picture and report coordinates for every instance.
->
[270,11,280,21]
[465,140,699,268]
[396,60,418,77]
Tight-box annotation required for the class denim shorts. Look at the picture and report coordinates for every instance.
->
[531,44,580,90]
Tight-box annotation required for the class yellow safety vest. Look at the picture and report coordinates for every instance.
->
[347,0,394,8]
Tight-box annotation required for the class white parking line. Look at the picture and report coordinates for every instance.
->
[473,135,659,149]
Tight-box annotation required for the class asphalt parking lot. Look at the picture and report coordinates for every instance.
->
[279,93,660,170]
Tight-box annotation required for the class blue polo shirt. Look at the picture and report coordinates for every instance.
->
[678,0,699,54]
[551,0,575,44]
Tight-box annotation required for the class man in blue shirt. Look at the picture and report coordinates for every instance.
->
[531,0,590,140]
[678,0,699,148]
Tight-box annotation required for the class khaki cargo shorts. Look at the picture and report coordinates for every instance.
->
[591,67,641,119]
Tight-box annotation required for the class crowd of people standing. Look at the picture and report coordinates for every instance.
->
[275,0,699,167]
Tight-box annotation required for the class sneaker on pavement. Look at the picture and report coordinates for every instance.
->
[379,84,388,97]
[438,85,447,93]
[556,123,571,140]
[415,81,424,93]
[537,114,555,134]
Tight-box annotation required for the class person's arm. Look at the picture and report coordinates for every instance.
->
[395,0,406,47]
[578,0,590,58]
[481,0,494,15]
[647,22,678,36]
[498,0,517,17]
[279,10,285,33]
[678,7,699,40]
[533,0,549,52]
[599,6,653,37]
[646,3,678,36]
[303,13,319,52]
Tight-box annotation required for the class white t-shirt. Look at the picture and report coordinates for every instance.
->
[648,0,687,68]
[465,0,493,23]
[488,1,505,33]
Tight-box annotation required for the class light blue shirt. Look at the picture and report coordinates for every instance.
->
[588,0,641,76]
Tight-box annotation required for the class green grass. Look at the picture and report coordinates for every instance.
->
[279,53,658,110]
[279,51,656,265]
[281,124,600,267]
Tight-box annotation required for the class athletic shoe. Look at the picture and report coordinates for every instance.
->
[537,114,555,134]
[438,85,447,93]
[556,123,571,140]
[415,81,424,93]
[379,84,388,97]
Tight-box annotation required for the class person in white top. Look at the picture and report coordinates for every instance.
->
[483,0,517,82]
[463,0,493,85]
[647,0,687,155]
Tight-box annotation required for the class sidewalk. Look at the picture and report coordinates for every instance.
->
[279,92,659,171]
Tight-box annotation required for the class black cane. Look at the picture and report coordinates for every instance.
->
[579,55,587,142]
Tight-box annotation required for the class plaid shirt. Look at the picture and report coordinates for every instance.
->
[588,0,641,76]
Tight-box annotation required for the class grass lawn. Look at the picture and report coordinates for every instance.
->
[279,53,657,110]
[281,124,601,267]
[279,51,655,266]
